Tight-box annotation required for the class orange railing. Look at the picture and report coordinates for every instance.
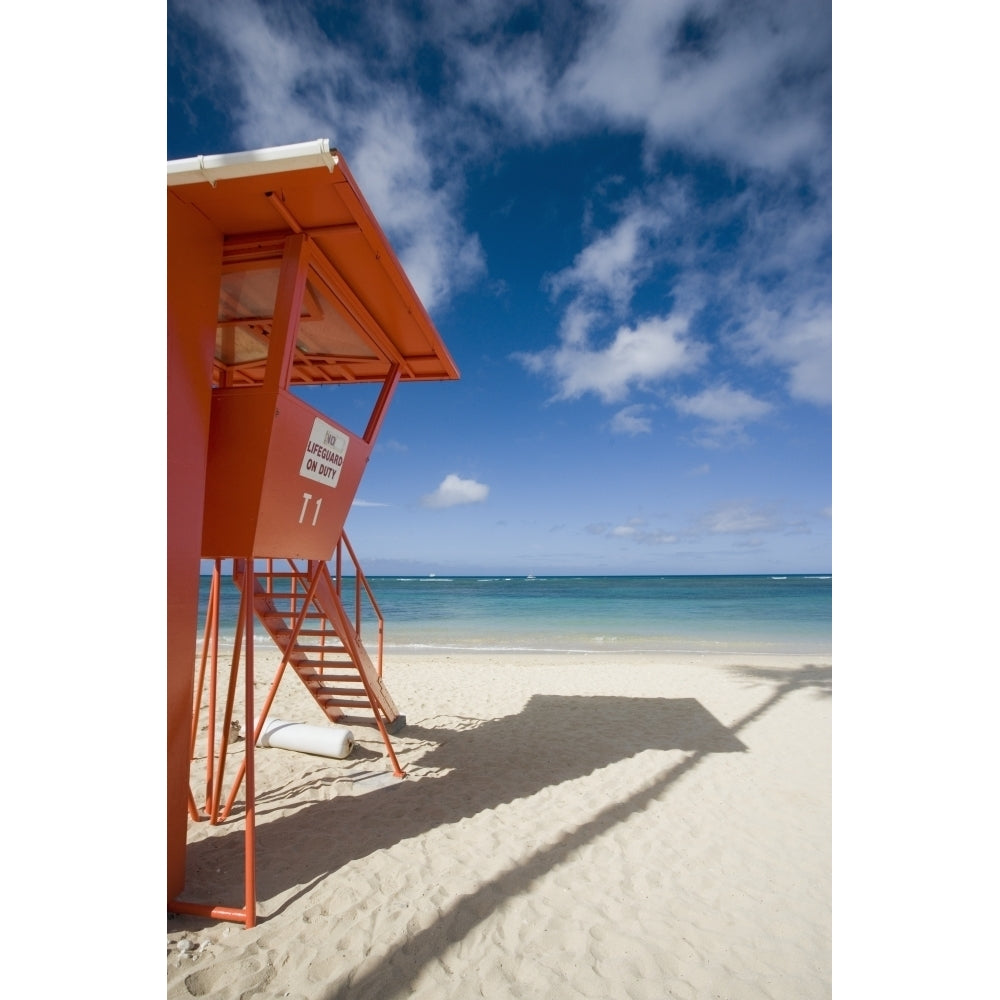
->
[332,532,386,677]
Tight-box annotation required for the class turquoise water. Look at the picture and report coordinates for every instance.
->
[197,573,831,656]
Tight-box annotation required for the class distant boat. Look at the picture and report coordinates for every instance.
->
[526,574,536,580]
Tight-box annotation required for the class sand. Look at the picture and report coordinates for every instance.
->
[167,649,832,999]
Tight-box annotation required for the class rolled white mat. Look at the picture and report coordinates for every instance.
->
[257,718,355,759]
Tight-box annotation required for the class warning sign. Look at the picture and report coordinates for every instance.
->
[299,418,350,488]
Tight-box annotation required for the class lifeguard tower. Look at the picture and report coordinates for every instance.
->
[167,140,459,926]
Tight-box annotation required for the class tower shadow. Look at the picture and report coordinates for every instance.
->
[176,691,745,920]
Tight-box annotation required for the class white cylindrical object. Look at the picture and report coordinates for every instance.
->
[257,718,355,759]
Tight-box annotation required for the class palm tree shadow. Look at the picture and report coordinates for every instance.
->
[316,662,831,999]
[726,662,832,697]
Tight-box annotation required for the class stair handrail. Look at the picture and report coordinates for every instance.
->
[333,532,385,677]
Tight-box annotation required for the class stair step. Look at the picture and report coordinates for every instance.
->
[297,669,358,682]
[329,713,374,727]
[331,713,407,734]
[302,680,365,695]
[270,628,339,641]
[318,696,372,709]
[313,684,366,697]
[309,674,365,687]
[254,604,324,627]
[257,601,325,615]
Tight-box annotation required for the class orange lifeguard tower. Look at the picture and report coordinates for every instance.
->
[167,140,459,926]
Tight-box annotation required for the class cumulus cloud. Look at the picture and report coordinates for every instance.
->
[737,300,832,406]
[673,384,773,427]
[546,204,675,311]
[670,384,773,447]
[518,314,706,403]
[421,474,490,509]
[453,29,560,138]
[516,170,830,415]
[346,98,487,308]
[698,503,781,535]
[610,404,653,435]
[562,0,829,173]
[450,0,830,176]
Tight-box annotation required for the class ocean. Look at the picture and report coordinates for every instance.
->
[197,573,831,656]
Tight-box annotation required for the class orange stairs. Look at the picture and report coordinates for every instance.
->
[237,556,404,734]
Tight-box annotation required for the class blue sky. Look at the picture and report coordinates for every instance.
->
[168,0,831,576]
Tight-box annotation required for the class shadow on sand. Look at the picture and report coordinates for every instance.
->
[173,662,830,999]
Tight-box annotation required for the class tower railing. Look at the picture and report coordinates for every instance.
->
[332,532,386,678]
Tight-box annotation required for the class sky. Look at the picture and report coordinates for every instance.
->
[168,0,832,576]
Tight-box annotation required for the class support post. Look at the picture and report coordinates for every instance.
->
[263,233,312,396]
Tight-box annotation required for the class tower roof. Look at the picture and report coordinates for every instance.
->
[168,139,459,386]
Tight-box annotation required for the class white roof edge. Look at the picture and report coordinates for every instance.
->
[167,138,339,187]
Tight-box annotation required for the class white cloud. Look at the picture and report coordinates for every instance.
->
[555,303,601,348]
[453,31,558,138]
[518,314,705,403]
[738,300,832,406]
[699,503,780,535]
[544,189,685,324]
[671,384,773,447]
[711,192,832,407]
[347,98,487,308]
[602,516,677,545]
[351,499,390,508]
[673,384,773,426]
[522,184,765,409]
[451,0,830,176]
[610,404,653,435]
[421,474,490,509]
[547,208,669,311]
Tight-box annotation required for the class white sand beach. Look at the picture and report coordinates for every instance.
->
[167,649,831,999]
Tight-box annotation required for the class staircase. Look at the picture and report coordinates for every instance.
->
[233,549,405,737]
